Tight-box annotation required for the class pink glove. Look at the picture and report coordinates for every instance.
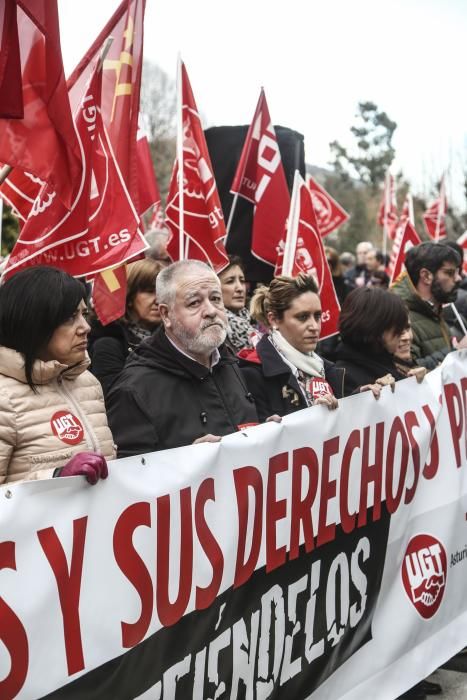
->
[57,452,108,485]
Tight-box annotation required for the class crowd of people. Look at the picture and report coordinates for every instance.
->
[1,235,466,477]
[0,235,466,699]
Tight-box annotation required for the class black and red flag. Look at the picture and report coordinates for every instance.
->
[229,88,290,266]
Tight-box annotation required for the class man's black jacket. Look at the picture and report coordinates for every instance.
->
[106,327,258,457]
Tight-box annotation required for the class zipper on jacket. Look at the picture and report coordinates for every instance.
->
[56,376,101,453]
[211,371,238,431]
[340,367,346,398]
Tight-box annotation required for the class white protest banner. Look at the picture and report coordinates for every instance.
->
[0,352,466,700]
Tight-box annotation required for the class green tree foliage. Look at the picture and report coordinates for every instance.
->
[322,173,379,252]
[1,203,19,255]
[330,101,397,194]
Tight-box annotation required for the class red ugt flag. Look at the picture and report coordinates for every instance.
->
[4,62,147,280]
[136,114,160,217]
[377,172,398,240]
[2,0,147,220]
[67,0,147,323]
[388,193,413,277]
[165,60,229,272]
[0,0,23,118]
[276,171,341,340]
[423,177,447,241]
[67,0,145,212]
[0,0,81,209]
[307,176,349,236]
[390,221,422,284]
[230,88,290,266]
[0,167,41,222]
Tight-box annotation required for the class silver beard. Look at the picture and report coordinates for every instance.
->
[170,316,228,357]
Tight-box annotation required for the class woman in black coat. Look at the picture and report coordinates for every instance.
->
[334,286,421,396]
[239,273,343,421]
[89,258,163,398]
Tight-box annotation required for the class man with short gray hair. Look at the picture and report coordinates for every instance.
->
[107,260,258,456]
[345,241,374,287]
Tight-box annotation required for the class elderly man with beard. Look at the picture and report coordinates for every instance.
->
[106,260,258,456]
[392,242,467,369]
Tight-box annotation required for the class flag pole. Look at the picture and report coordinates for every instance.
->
[0,164,12,186]
[176,55,184,261]
[450,302,467,336]
[98,37,114,68]
[225,192,239,236]
[408,193,414,225]
[382,171,389,258]
[226,87,264,240]
[0,197,3,257]
[434,175,445,242]
[282,170,301,276]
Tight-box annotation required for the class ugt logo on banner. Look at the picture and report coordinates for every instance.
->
[401,534,447,619]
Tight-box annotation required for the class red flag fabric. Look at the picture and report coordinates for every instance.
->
[390,221,422,284]
[387,193,413,277]
[0,0,23,118]
[136,114,160,216]
[230,88,290,265]
[4,61,147,280]
[307,176,349,236]
[457,231,467,275]
[423,178,447,240]
[165,61,229,272]
[275,171,341,340]
[0,0,81,208]
[66,0,145,212]
[92,265,128,326]
[377,173,398,240]
[0,167,41,221]
[1,0,146,221]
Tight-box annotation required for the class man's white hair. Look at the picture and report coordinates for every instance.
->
[156,260,216,307]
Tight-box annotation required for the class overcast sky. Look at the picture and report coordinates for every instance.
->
[58,0,467,208]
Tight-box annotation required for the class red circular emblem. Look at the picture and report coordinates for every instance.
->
[401,534,447,619]
[51,411,84,445]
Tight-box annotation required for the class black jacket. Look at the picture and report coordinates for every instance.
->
[88,320,145,399]
[334,340,405,396]
[106,327,258,457]
[239,334,344,422]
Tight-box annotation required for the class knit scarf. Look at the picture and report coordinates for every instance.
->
[226,307,254,352]
[126,321,154,344]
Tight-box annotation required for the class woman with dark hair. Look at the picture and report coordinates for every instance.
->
[218,255,256,352]
[89,258,163,397]
[239,273,342,421]
[334,287,423,396]
[0,266,114,484]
